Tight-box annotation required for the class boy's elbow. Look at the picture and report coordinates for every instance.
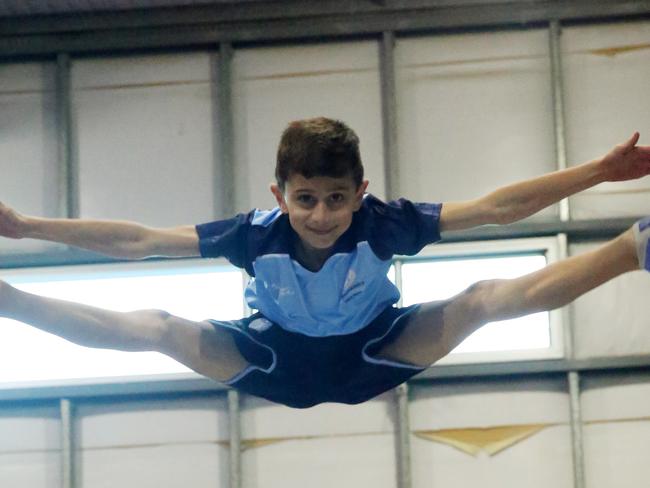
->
[115,231,156,259]
[493,206,518,225]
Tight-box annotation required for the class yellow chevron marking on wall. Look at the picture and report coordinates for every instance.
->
[414,424,551,456]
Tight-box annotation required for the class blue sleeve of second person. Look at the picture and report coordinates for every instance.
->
[195,212,252,269]
[367,196,442,259]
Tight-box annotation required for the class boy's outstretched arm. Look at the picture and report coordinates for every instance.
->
[0,202,199,259]
[439,132,650,232]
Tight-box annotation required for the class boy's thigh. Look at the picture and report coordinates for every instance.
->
[155,314,250,383]
[375,298,485,368]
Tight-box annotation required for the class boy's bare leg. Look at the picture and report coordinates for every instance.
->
[378,228,641,368]
[0,281,249,382]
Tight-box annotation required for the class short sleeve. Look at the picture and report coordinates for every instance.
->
[365,196,442,259]
[195,212,253,268]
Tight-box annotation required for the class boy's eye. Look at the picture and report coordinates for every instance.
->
[329,193,345,203]
[296,195,315,205]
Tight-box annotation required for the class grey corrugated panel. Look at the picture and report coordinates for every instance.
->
[0,0,261,18]
[2,1,650,58]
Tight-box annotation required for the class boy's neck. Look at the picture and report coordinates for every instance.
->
[293,237,333,272]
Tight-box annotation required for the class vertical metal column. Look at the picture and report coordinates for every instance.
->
[60,398,75,488]
[212,42,236,219]
[550,20,585,488]
[55,53,79,219]
[395,383,412,488]
[379,31,399,200]
[549,20,570,222]
[568,372,586,488]
[381,30,412,488]
[556,233,574,359]
[228,389,242,488]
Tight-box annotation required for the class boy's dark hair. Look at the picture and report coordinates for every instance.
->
[275,117,364,191]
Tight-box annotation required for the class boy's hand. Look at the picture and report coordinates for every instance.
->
[600,132,650,182]
[0,202,27,239]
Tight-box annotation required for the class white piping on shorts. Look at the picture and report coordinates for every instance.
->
[361,304,424,370]
[213,320,278,385]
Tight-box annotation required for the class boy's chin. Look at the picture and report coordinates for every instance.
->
[302,236,337,251]
[306,240,335,251]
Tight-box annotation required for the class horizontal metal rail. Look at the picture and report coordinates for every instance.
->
[2,354,650,404]
[0,216,639,270]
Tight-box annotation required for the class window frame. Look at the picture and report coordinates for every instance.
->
[0,236,564,397]
[0,257,245,392]
[394,236,565,365]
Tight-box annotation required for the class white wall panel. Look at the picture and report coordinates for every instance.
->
[77,397,229,487]
[0,62,59,254]
[242,434,396,488]
[232,41,385,212]
[582,378,650,488]
[410,380,569,430]
[240,394,396,488]
[77,396,229,447]
[0,407,60,453]
[410,381,572,488]
[240,393,394,438]
[73,53,215,226]
[582,375,650,422]
[570,242,650,359]
[0,406,60,488]
[395,30,556,217]
[411,426,572,488]
[81,444,227,488]
[563,21,650,218]
[0,452,60,488]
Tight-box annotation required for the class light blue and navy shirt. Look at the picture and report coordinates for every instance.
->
[196,194,442,337]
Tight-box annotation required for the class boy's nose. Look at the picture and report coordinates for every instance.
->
[310,202,331,225]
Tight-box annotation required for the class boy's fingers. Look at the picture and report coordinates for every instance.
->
[624,131,640,151]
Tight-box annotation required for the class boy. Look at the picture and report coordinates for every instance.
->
[1,117,649,408]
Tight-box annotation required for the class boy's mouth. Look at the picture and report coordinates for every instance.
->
[306,226,336,236]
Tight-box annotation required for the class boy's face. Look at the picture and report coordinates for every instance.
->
[271,174,368,253]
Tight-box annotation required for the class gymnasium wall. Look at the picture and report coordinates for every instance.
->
[1,18,650,488]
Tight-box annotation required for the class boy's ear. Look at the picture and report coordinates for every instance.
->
[270,184,289,213]
[354,180,369,210]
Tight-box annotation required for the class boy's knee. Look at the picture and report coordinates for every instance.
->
[125,309,175,351]
[461,279,502,320]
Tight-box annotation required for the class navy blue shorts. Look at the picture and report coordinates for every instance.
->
[209,305,425,409]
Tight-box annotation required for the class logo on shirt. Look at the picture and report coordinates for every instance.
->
[342,269,365,302]
[249,317,273,332]
[344,270,356,291]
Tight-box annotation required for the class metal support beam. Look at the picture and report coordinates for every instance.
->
[55,53,78,219]
[60,398,75,488]
[548,20,570,221]
[568,372,586,488]
[379,30,399,200]
[213,42,235,219]
[228,389,242,488]
[395,383,412,488]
